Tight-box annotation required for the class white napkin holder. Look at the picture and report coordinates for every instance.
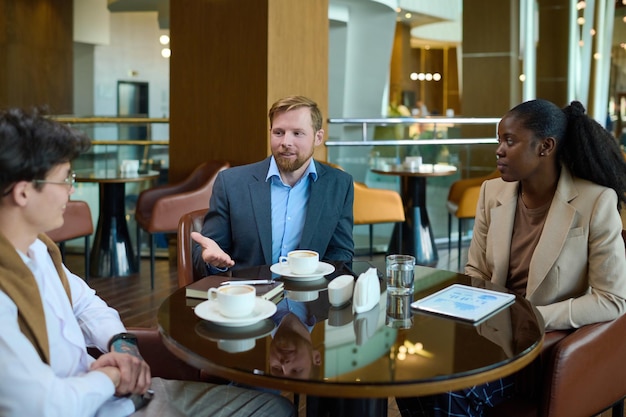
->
[352,268,381,314]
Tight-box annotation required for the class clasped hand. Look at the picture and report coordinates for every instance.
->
[91,350,151,396]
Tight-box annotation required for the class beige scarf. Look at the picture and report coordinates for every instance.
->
[0,232,72,364]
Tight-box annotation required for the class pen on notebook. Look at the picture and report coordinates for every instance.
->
[220,280,276,285]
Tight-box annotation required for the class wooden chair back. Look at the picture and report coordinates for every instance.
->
[177,208,208,288]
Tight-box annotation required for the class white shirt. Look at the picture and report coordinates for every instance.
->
[0,238,134,417]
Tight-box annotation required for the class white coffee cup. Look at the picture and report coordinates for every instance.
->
[286,289,319,302]
[120,159,140,174]
[217,338,256,353]
[404,156,422,170]
[328,274,354,307]
[208,284,256,318]
[279,250,319,275]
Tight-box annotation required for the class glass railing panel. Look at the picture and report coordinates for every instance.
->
[326,117,500,256]
[50,117,170,255]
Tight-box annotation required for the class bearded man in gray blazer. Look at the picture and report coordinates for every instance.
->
[192,96,354,275]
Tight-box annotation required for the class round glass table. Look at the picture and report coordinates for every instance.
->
[158,261,544,416]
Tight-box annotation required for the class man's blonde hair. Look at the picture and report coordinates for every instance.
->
[268,96,323,132]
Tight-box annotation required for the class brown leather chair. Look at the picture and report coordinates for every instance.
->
[135,161,229,289]
[177,208,208,288]
[88,327,224,383]
[486,230,626,417]
[46,200,94,280]
[175,185,405,283]
[446,169,500,268]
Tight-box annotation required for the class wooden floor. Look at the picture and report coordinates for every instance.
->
[63,245,616,417]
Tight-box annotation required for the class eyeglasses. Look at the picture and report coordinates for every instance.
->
[32,171,76,191]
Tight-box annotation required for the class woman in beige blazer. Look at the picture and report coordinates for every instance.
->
[466,100,626,331]
[397,99,626,417]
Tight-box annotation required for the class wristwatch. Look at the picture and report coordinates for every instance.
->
[107,332,138,351]
[129,390,154,411]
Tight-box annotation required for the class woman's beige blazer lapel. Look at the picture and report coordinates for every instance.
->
[489,184,517,288]
[527,170,578,298]
[489,169,579,298]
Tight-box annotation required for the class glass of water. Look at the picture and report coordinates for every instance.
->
[386,291,414,329]
[386,254,416,295]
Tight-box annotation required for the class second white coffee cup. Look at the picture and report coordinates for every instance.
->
[208,284,256,318]
[279,249,319,274]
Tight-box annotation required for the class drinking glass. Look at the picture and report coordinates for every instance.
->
[386,254,416,295]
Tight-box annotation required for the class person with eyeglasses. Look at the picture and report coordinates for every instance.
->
[33,170,77,189]
[0,107,295,417]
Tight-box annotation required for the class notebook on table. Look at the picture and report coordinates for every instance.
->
[185,275,284,302]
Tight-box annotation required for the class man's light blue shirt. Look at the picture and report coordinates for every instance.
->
[266,157,318,264]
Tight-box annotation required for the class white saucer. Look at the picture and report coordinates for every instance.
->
[194,298,277,327]
[270,261,336,281]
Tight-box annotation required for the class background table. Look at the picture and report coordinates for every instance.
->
[76,169,159,277]
[158,261,544,417]
[372,164,457,266]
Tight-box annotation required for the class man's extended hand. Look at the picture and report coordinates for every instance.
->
[191,231,235,269]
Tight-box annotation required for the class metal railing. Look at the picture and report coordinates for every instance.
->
[325,117,502,249]
[326,117,501,147]
[52,116,170,147]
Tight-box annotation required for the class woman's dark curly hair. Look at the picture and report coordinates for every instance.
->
[508,99,626,209]
[0,107,91,195]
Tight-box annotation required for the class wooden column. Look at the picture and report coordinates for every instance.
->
[389,22,413,106]
[536,0,569,105]
[462,0,570,114]
[169,0,329,182]
[461,0,521,172]
[0,0,74,112]
[462,0,521,118]
[461,0,573,174]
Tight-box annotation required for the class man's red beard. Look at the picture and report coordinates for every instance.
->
[274,149,313,173]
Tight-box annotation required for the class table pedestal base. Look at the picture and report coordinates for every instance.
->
[387,177,438,266]
[306,396,388,417]
[90,183,137,277]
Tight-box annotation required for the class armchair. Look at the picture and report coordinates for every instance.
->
[135,161,229,289]
[487,313,626,417]
[486,230,626,417]
[446,169,500,269]
[88,327,224,383]
[353,181,405,257]
[177,208,208,288]
[46,200,94,280]
[324,161,405,257]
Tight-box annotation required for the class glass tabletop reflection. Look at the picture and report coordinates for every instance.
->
[157,261,544,398]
